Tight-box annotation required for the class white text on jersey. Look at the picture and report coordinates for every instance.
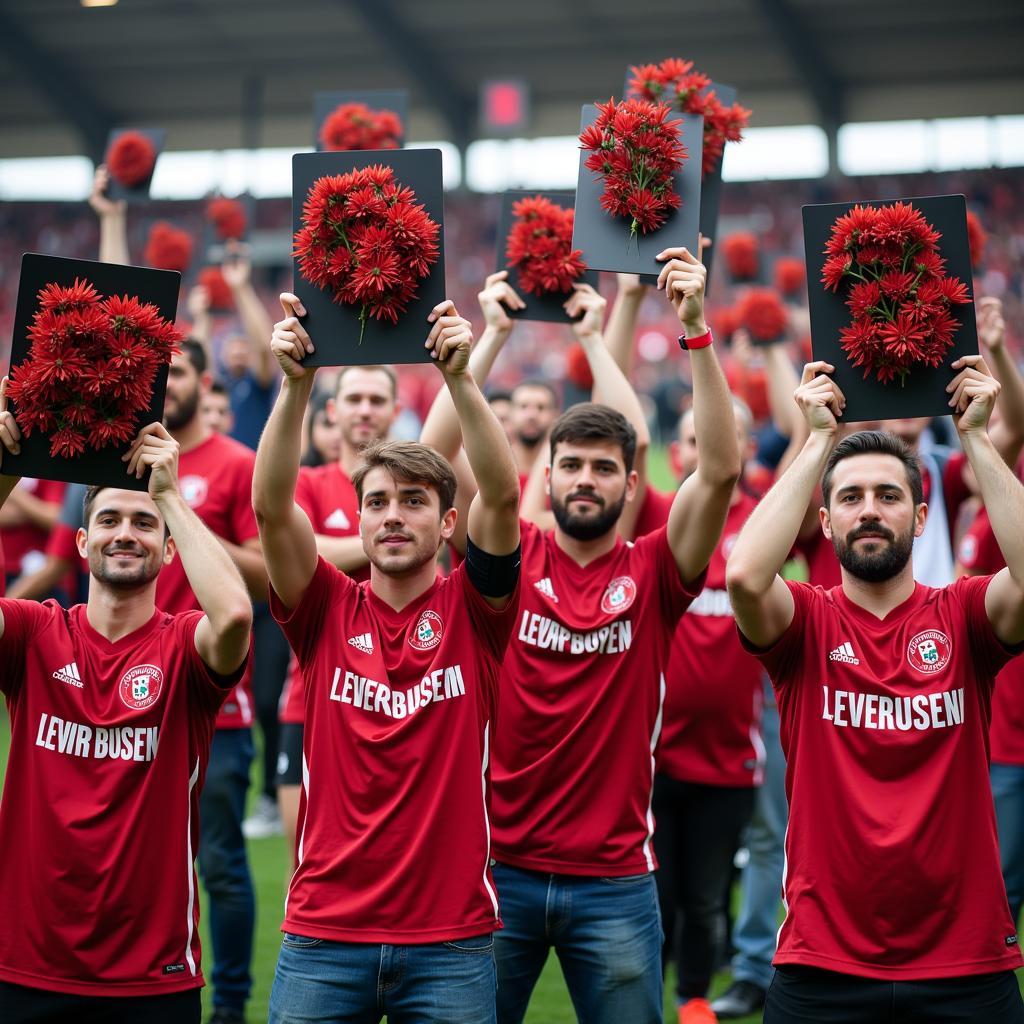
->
[35,713,159,762]
[517,611,633,655]
[328,665,466,719]
[821,686,965,731]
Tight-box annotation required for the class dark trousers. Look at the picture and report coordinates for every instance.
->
[765,965,1024,1024]
[198,727,256,1013]
[652,773,756,1001]
[0,982,201,1024]
[252,603,291,800]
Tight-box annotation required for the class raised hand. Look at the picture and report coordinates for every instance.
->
[977,297,1006,353]
[656,246,707,329]
[0,377,22,472]
[794,361,845,434]
[478,270,525,330]
[271,293,314,380]
[949,353,1000,436]
[124,422,181,494]
[426,300,473,377]
[221,241,253,290]
[565,282,607,340]
[88,165,125,219]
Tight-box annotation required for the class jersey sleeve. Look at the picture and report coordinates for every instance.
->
[632,525,707,623]
[953,574,1024,682]
[270,555,352,666]
[175,610,250,717]
[736,579,816,691]
[0,599,56,697]
[454,560,521,662]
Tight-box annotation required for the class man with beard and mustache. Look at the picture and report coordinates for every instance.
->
[509,380,558,483]
[726,357,1024,1023]
[254,294,520,1022]
[0,405,252,1024]
[485,248,740,1024]
[162,340,266,1024]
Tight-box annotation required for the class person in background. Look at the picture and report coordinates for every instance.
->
[202,382,235,437]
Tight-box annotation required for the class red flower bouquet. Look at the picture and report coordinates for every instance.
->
[207,197,247,241]
[774,257,806,298]
[6,279,181,458]
[822,202,971,385]
[145,222,193,272]
[320,103,403,152]
[505,195,587,297]
[628,58,751,178]
[579,98,687,241]
[737,288,788,344]
[198,267,234,310]
[293,164,440,341]
[966,211,987,270]
[722,233,760,281]
[106,131,157,188]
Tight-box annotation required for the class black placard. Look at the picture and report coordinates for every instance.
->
[313,91,409,151]
[802,194,978,423]
[5,253,179,489]
[494,191,600,322]
[104,128,165,203]
[291,150,446,367]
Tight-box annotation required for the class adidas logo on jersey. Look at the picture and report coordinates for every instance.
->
[53,662,84,688]
[534,577,559,603]
[348,632,374,654]
[828,641,860,665]
[325,508,352,530]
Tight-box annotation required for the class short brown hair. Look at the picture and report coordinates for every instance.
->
[351,441,457,514]
[82,485,169,538]
[822,430,924,508]
[336,364,398,400]
[549,403,637,473]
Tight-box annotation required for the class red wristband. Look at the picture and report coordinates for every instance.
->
[678,327,713,351]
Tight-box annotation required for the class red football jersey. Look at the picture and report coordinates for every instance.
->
[491,520,700,875]
[633,485,675,541]
[660,494,765,787]
[746,577,1024,980]
[157,433,258,729]
[1,478,65,576]
[0,601,238,996]
[271,557,519,942]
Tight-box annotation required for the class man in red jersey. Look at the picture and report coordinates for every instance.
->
[253,292,520,1023]
[485,247,740,1024]
[275,363,399,852]
[161,339,266,1024]
[726,357,1024,1023]
[0,399,252,1023]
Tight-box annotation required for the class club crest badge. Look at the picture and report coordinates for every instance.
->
[907,630,952,674]
[409,610,443,651]
[119,664,164,710]
[179,475,209,509]
[601,575,637,615]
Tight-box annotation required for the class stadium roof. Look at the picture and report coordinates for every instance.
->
[1,0,1021,162]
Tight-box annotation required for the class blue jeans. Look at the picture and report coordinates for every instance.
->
[268,932,497,1023]
[731,681,788,991]
[198,728,256,1013]
[991,761,1024,925]
[491,863,663,1024]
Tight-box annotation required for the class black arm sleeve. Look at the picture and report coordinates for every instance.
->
[465,537,521,598]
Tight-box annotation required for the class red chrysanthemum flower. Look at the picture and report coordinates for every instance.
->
[293,165,440,341]
[505,195,587,297]
[197,267,234,310]
[822,200,972,385]
[774,257,806,298]
[579,97,687,242]
[145,222,194,272]
[319,102,403,152]
[723,233,759,281]
[966,211,987,270]
[207,197,247,241]
[737,288,788,343]
[714,306,741,341]
[628,58,751,178]
[9,276,182,459]
[106,131,157,188]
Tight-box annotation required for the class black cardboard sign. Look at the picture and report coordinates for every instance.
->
[104,128,165,203]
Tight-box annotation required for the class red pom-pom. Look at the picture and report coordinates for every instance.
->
[565,344,594,390]
[966,211,987,270]
[722,233,760,281]
[197,267,234,310]
[106,131,157,188]
[773,257,806,299]
[320,102,404,151]
[714,306,741,342]
[145,222,193,272]
[207,197,247,241]
[505,195,587,297]
[737,288,788,343]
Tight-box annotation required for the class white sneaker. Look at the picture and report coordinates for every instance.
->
[242,794,284,839]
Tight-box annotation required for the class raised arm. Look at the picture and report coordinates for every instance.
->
[977,297,1024,469]
[251,293,320,610]
[184,285,213,362]
[761,335,809,477]
[126,423,252,675]
[600,274,647,381]
[222,245,276,388]
[657,246,741,582]
[89,165,129,266]
[726,363,846,647]
[425,301,520,601]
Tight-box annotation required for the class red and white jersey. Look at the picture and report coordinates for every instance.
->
[157,433,258,729]
[746,577,1023,980]
[271,557,519,943]
[491,520,700,875]
[0,601,239,996]
[660,494,765,787]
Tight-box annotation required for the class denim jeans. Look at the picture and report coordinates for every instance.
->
[991,761,1024,926]
[198,728,256,1014]
[731,681,788,991]
[268,932,496,1023]
[491,863,663,1024]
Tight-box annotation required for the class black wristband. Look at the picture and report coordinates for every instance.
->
[465,537,521,598]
